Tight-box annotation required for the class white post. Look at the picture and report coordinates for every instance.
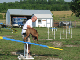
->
[18,43,34,59]
[71,27,72,38]
[60,31,61,39]
[26,43,28,58]
[24,43,28,58]
[66,22,67,39]
[63,28,64,34]
[56,29,57,31]
[24,44,26,58]
[48,27,49,39]
[52,27,53,35]
[69,26,70,34]
[46,27,53,40]
[54,27,55,39]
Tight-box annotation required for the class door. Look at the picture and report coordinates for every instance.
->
[46,19,51,27]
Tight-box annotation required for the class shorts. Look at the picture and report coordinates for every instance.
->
[22,33,31,42]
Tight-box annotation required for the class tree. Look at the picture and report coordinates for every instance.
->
[70,0,80,17]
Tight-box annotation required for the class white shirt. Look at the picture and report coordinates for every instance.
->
[21,19,32,34]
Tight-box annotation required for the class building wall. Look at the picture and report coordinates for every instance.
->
[51,19,53,27]
[6,10,53,27]
[35,18,53,27]
[6,11,10,25]
[42,19,46,27]
[37,18,47,27]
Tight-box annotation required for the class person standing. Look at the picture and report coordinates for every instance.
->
[21,15,37,57]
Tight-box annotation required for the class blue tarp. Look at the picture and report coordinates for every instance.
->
[0,23,3,24]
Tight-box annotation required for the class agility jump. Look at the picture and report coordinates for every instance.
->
[0,36,63,59]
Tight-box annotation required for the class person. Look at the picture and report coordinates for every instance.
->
[21,15,37,57]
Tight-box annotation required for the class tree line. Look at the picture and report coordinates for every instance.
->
[0,0,71,13]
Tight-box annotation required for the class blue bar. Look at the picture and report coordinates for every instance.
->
[5,38,11,40]
[29,43,36,44]
[3,37,7,39]
[50,28,57,29]
[34,44,40,45]
[2,37,49,48]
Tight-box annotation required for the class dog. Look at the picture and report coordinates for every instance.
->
[24,28,39,44]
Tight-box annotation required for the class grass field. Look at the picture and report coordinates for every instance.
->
[51,11,80,21]
[0,27,80,60]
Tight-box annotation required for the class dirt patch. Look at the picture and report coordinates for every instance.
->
[2,35,19,37]
[11,52,63,60]
[46,58,62,60]
[50,41,79,47]
[64,45,79,47]
[2,35,12,37]
[52,41,63,47]
[0,49,2,51]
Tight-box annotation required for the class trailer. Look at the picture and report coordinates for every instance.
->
[12,17,27,27]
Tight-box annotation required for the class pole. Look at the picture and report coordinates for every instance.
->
[60,31,61,39]
[66,21,67,39]
[48,27,49,39]
[46,27,53,40]
[52,27,53,35]
[24,44,26,58]
[71,27,72,38]
[24,43,28,58]
[69,26,70,34]
[54,27,55,39]
[63,28,64,34]
[26,43,28,58]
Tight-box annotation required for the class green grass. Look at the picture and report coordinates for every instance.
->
[54,15,80,21]
[0,27,80,60]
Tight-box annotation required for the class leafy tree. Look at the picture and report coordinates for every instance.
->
[70,0,80,17]
[0,0,71,12]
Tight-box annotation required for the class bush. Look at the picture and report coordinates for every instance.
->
[0,14,3,19]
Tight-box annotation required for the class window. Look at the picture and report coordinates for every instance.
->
[38,19,42,24]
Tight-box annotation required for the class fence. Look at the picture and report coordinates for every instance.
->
[53,21,80,28]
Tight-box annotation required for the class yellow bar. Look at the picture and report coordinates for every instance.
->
[48,47,55,48]
[59,49,63,50]
[0,36,3,39]
[48,46,63,50]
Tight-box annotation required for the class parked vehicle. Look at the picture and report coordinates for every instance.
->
[12,17,27,27]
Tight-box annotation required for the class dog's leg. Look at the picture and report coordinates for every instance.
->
[32,36,36,43]
[37,36,39,44]
[24,34,29,42]
[32,34,39,44]
[24,29,30,42]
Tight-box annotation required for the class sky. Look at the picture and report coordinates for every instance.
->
[0,0,72,3]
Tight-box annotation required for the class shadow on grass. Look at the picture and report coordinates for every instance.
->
[17,50,59,57]
[0,53,18,56]
[0,54,5,56]
[17,50,24,53]
[33,54,58,57]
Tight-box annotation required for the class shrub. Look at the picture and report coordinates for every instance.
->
[0,14,3,19]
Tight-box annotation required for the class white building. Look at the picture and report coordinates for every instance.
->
[6,9,53,27]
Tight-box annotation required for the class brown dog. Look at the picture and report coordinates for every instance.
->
[24,28,39,44]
